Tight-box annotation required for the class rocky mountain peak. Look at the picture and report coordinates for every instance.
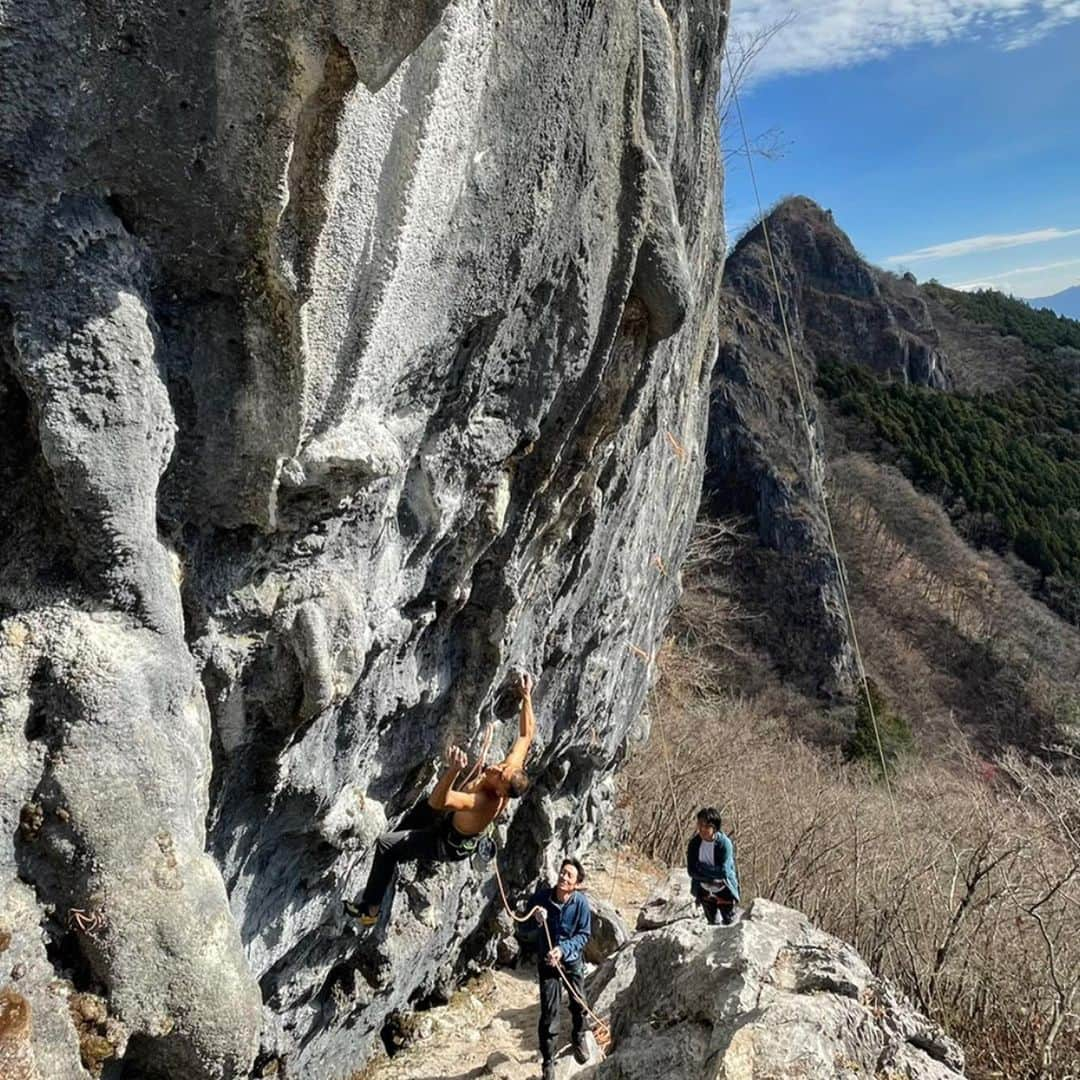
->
[727,196,948,389]
[704,197,959,694]
[730,196,878,307]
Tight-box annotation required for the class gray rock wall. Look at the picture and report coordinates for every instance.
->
[0,1,728,1076]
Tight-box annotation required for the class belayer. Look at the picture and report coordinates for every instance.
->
[528,857,593,1080]
[686,806,740,925]
[346,672,536,926]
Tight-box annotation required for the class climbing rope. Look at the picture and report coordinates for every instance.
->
[723,46,904,841]
[460,722,495,790]
[490,850,613,1055]
[649,677,683,858]
[624,627,683,863]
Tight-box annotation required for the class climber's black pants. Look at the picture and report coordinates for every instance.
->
[359,821,471,910]
[537,959,587,1065]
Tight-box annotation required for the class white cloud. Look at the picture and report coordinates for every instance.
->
[885,227,1080,263]
[949,256,1080,290]
[1006,0,1080,45]
[733,1,1080,80]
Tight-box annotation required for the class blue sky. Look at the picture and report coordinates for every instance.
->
[724,1,1080,298]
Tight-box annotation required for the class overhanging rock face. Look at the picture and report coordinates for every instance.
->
[0,1,728,1076]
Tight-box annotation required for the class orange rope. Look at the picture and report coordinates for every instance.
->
[665,429,688,460]
[490,854,612,1054]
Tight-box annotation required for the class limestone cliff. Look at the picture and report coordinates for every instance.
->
[0,2,729,1077]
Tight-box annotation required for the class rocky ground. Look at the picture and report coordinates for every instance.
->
[357,850,964,1080]
[358,851,660,1080]
[358,968,552,1080]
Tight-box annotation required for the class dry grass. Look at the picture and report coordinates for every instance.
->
[619,507,1080,1079]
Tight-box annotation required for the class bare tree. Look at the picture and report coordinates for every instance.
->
[621,617,1080,1076]
[719,13,796,164]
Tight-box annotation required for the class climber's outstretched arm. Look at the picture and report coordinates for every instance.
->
[503,673,535,772]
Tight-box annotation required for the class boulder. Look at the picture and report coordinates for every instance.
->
[590,882,965,1080]
[584,896,630,965]
[635,868,697,930]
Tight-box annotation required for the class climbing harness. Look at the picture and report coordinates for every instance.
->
[443,816,497,859]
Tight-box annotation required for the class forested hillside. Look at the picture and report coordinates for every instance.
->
[819,328,1080,623]
[926,282,1080,353]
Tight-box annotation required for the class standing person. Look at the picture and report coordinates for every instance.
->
[529,858,592,1080]
[346,673,536,927]
[686,806,740,925]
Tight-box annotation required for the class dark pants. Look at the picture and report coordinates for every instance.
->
[537,959,587,1065]
[699,884,738,925]
[359,822,470,910]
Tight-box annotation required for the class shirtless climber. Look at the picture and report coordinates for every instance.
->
[346,672,536,926]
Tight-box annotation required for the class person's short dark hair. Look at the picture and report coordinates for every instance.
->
[696,806,723,830]
[508,769,530,798]
[561,857,585,885]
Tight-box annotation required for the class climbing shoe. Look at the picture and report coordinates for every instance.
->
[343,900,379,927]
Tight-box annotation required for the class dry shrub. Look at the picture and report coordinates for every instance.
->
[621,634,1080,1078]
[620,495,1080,1076]
[829,453,1080,752]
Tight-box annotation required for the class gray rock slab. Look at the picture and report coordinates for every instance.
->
[1,0,729,1076]
[590,879,965,1080]
[584,896,630,965]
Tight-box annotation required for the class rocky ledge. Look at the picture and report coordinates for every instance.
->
[590,877,965,1080]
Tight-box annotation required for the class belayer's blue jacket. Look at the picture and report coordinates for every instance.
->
[528,885,592,965]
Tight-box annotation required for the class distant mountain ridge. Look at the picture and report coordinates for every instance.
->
[1026,283,1080,319]
[646,196,1080,1080]
[706,196,1080,751]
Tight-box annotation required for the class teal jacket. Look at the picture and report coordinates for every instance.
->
[686,832,739,902]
